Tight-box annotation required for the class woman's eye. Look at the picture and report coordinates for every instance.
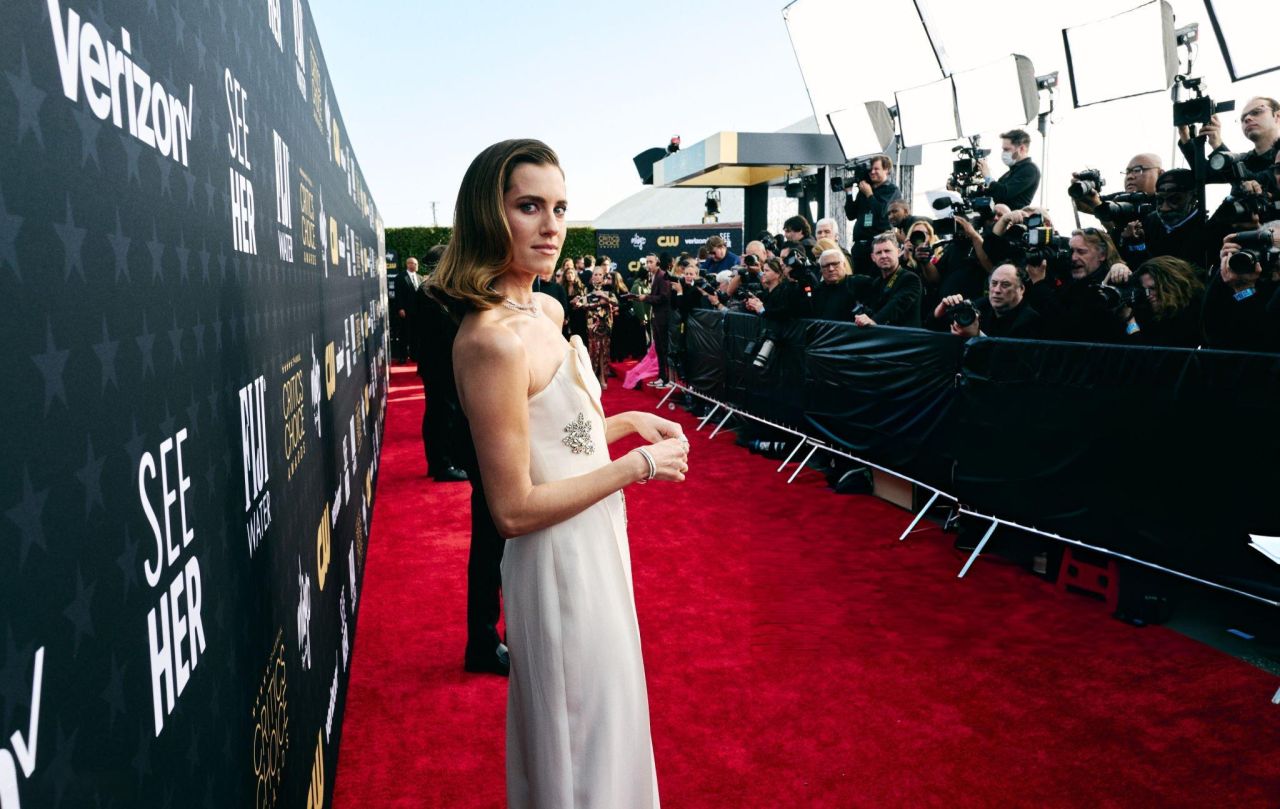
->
[554,205,567,216]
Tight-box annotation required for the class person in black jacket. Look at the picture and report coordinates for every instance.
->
[844,154,902,273]
[744,258,805,321]
[1118,169,1211,273]
[1118,256,1205,348]
[933,264,1043,338]
[639,253,677,386]
[1177,96,1280,195]
[812,249,868,321]
[1043,228,1130,342]
[1202,242,1278,351]
[415,247,469,482]
[853,232,923,328]
[980,129,1041,209]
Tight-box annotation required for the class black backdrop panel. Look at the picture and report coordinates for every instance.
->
[0,0,386,806]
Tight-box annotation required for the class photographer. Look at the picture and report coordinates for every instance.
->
[815,216,854,267]
[1117,169,1210,272]
[1072,153,1163,218]
[979,129,1041,209]
[812,248,868,322]
[1203,235,1280,351]
[931,263,1043,339]
[700,234,740,274]
[744,257,805,322]
[1179,96,1280,192]
[852,232,922,328]
[1038,228,1133,342]
[1116,256,1205,348]
[844,154,902,273]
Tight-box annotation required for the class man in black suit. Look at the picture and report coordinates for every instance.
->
[854,232,923,328]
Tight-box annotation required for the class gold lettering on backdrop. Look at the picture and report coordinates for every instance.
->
[317,503,331,591]
[306,731,325,809]
[252,630,289,809]
[657,235,679,247]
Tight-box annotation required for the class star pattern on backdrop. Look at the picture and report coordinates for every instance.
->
[92,315,121,392]
[53,195,88,283]
[136,312,157,378]
[32,319,70,414]
[75,436,107,519]
[63,568,97,657]
[70,102,103,170]
[115,525,140,598]
[0,183,23,282]
[0,627,36,730]
[5,46,46,149]
[109,209,132,283]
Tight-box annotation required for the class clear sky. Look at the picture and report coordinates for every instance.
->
[308,0,814,228]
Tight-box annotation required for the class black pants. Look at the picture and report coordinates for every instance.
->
[652,317,670,382]
[421,376,459,476]
[466,480,505,654]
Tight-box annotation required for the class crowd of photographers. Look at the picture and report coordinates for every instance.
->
[670,100,1280,353]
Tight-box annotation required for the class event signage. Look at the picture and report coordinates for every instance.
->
[595,225,745,274]
[0,0,386,804]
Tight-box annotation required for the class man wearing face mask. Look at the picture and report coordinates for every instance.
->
[1117,169,1211,273]
[978,129,1041,209]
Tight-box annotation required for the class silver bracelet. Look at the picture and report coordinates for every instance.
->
[631,447,656,483]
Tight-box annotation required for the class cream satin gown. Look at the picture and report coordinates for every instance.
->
[501,334,660,809]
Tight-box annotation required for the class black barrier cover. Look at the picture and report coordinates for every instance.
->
[953,338,1280,600]
[0,0,385,805]
[596,225,745,276]
[684,313,1280,601]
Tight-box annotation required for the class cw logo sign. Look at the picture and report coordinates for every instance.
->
[657,235,679,248]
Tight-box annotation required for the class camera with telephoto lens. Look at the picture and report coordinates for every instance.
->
[934,195,995,227]
[1206,150,1255,184]
[944,299,979,328]
[1215,192,1280,224]
[1068,169,1105,199]
[1095,192,1157,226]
[831,158,874,192]
[743,328,777,369]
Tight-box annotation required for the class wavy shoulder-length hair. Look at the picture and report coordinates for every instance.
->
[428,139,562,311]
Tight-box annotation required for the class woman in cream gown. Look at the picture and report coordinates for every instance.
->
[432,139,690,809]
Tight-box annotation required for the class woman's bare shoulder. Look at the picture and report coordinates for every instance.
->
[535,292,564,326]
[454,312,526,369]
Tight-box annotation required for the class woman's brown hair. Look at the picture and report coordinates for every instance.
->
[428,139,562,310]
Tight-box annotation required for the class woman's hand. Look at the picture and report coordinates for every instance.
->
[626,411,684,444]
[642,437,689,482]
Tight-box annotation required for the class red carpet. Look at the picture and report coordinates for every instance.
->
[334,364,1280,808]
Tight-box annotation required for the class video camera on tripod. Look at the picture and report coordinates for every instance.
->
[829,158,875,192]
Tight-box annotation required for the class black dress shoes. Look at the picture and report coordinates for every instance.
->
[464,642,510,677]
[431,466,469,482]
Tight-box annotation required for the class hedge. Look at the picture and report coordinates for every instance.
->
[387,226,597,267]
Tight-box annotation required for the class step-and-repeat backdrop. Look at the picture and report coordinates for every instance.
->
[0,0,387,805]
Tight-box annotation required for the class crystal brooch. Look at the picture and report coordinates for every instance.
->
[562,412,596,455]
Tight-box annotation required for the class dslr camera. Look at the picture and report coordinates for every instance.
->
[1226,227,1278,275]
[1094,192,1157,226]
[1068,169,1105,199]
[943,299,979,329]
[1021,213,1072,275]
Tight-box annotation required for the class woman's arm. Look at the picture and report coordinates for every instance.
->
[604,410,683,445]
[456,326,686,538]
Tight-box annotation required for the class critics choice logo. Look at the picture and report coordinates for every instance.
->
[47,0,195,166]
[281,353,308,480]
[252,631,289,809]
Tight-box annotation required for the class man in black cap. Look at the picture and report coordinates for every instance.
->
[1116,169,1211,274]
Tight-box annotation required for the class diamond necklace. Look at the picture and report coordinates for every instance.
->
[502,297,541,317]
